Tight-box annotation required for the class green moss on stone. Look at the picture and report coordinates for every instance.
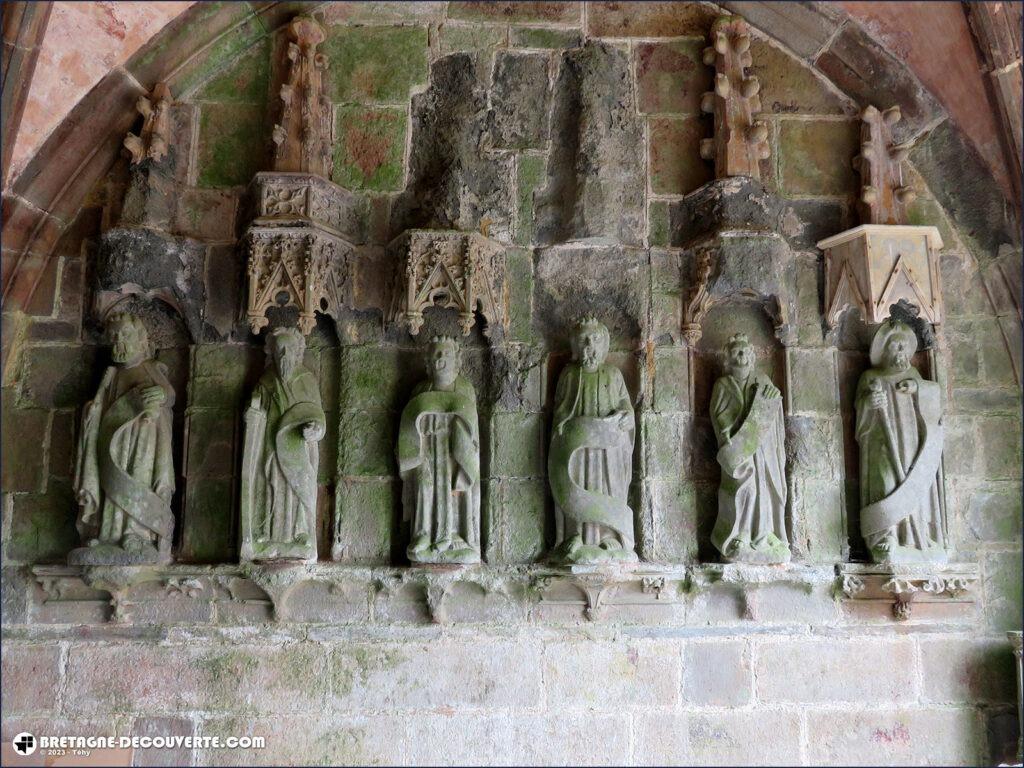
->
[779,119,859,197]
[649,201,670,247]
[338,409,395,477]
[515,154,544,246]
[506,247,534,341]
[323,26,428,104]
[510,26,581,49]
[9,481,78,563]
[197,103,268,188]
[333,106,407,192]
[439,23,507,54]
[181,478,235,563]
[196,38,271,104]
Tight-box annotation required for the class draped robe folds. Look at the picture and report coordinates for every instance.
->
[709,372,789,560]
[73,361,176,561]
[548,363,635,551]
[855,366,946,561]
[240,366,325,562]
[397,377,480,559]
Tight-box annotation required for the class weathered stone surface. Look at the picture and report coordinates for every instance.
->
[534,42,645,246]
[805,708,983,766]
[0,644,60,715]
[815,20,945,143]
[749,37,853,116]
[324,26,429,104]
[391,54,514,238]
[196,102,268,188]
[983,549,1024,632]
[511,27,581,50]
[545,641,679,707]
[587,2,718,38]
[449,2,580,23]
[965,482,1022,542]
[1,396,48,493]
[779,119,859,196]
[487,52,551,150]
[682,639,751,706]
[9,481,78,563]
[650,117,710,196]
[334,106,407,192]
[756,638,916,703]
[920,638,1017,704]
[332,480,397,564]
[332,641,543,709]
[636,40,708,115]
[634,710,803,766]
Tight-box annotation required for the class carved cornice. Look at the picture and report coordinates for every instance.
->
[389,230,507,337]
[835,563,979,621]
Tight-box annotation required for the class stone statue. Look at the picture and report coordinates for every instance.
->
[856,319,947,564]
[709,333,790,564]
[548,317,637,566]
[71,313,175,565]
[240,327,325,563]
[397,336,481,565]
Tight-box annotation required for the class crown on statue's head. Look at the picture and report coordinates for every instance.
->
[575,315,607,334]
[429,334,460,350]
[727,332,751,350]
[270,325,306,348]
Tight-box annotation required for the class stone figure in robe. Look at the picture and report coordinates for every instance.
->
[548,317,637,566]
[855,319,946,564]
[71,312,175,565]
[709,333,790,564]
[240,327,325,563]
[397,336,481,565]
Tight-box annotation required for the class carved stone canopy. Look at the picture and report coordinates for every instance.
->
[817,224,944,330]
[389,230,507,337]
[245,172,358,335]
[682,233,798,347]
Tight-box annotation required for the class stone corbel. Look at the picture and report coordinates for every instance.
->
[389,230,507,337]
[836,563,979,621]
[124,83,173,165]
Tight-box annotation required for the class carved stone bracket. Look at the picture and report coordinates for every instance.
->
[272,16,332,177]
[700,15,769,180]
[818,224,944,332]
[124,83,173,165]
[836,563,979,621]
[682,234,798,347]
[245,172,358,335]
[854,105,916,225]
[389,230,507,337]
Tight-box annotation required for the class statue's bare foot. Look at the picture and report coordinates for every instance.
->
[600,537,622,551]
[407,535,431,559]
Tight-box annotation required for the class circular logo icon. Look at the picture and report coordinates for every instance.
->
[13,732,36,755]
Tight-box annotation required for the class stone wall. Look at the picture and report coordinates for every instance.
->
[2,2,1021,765]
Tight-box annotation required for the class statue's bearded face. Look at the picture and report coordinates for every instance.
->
[726,342,754,377]
[430,343,459,387]
[576,328,608,372]
[274,339,303,379]
[110,320,146,365]
[884,336,912,371]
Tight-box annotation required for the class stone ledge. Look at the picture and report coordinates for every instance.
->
[16,561,982,629]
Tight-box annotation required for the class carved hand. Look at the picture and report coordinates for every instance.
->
[868,380,887,410]
[139,385,167,409]
[760,381,780,400]
[77,488,96,509]
[302,422,325,442]
[155,482,173,502]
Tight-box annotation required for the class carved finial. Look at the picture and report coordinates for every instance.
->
[124,83,173,164]
[701,16,770,180]
[853,104,915,224]
[272,16,332,177]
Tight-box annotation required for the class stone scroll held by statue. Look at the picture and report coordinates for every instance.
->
[548,317,638,566]
[397,336,481,565]
[855,319,947,564]
[240,327,325,563]
[71,313,176,565]
[709,333,790,564]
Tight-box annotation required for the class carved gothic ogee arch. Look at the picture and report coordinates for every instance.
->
[1,0,1016,316]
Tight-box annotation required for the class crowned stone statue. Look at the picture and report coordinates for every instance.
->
[71,312,176,565]
[856,319,947,564]
[240,327,325,563]
[709,333,790,564]
[397,336,481,565]
[548,317,638,566]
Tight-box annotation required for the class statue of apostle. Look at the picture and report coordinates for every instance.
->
[71,312,175,565]
[709,333,790,564]
[548,317,637,566]
[855,320,947,564]
[240,327,325,563]
[397,336,481,565]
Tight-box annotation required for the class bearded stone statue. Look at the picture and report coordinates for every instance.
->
[709,333,790,564]
[240,327,325,563]
[548,317,637,566]
[397,336,481,565]
[71,312,176,565]
[855,319,947,564]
